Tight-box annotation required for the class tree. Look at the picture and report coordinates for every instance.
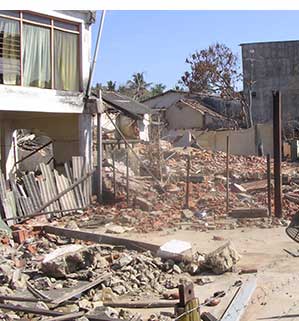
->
[181,43,241,99]
[151,83,166,96]
[127,72,152,100]
[106,80,116,91]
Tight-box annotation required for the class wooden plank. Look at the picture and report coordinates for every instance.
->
[42,225,160,253]
[42,312,85,321]
[229,207,268,219]
[52,273,112,305]
[241,179,269,192]
[220,277,257,321]
[27,170,94,217]
[72,156,86,207]
[104,300,178,308]
[64,162,83,208]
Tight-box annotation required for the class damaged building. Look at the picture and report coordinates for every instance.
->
[241,40,299,134]
[0,10,96,177]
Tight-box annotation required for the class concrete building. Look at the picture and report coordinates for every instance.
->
[241,40,299,130]
[0,10,96,177]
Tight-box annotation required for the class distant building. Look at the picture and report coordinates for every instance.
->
[241,40,299,131]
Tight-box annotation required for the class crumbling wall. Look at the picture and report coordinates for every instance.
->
[1,112,80,176]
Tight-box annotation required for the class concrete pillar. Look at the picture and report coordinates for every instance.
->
[79,113,93,168]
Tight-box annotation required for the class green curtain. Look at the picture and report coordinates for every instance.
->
[22,23,51,88]
[0,17,20,85]
[54,30,79,91]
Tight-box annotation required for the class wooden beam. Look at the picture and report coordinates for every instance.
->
[41,225,160,253]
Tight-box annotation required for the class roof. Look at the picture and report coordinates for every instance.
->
[141,90,188,103]
[177,99,227,120]
[240,39,299,46]
[102,91,153,119]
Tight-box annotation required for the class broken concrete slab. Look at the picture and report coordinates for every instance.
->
[229,207,268,219]
[135,197,152,211]
[205,241,241,274]
[157,239,192,260]
[231,183,247,193]
[41,244,95,278]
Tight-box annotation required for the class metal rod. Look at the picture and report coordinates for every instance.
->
[185,153,191,208]
[113,147,116,199]
[273,91,282,218]
[226,135,230,213]
[267,153,272,216]
[14,140,52,166]
[105,111,164,191]
[3,207,85,222]
[97,106,103,203]
[85,10,106,99]
[126,149,129,205]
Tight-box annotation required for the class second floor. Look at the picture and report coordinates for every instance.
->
[0,10,95,95]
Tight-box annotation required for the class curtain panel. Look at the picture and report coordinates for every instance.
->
[22,24,51,89]
[54,30,79,92]
[0,17,20,85]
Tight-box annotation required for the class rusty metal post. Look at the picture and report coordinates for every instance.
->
[185,154,191,208]
[126,149,129,205]
[112,148,116,200]
[226,135,230,213]
[267,153,272,216]
[273,91,282,218]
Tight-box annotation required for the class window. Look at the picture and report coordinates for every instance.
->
[0,11,81,91]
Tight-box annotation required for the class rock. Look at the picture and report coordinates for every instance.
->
[173,264,182,274]
[112,284,127,295]
[195,277,214,285]
[135,197,152,211]
[41,245,95,278]
[35,301,49,310]
[65,221,80,230]
[0,286,13,296]
[57,304,79,313]
[182,209,194,220]
[112,253,133,269]
[105,225,126,234]
[189,175,204,183]
[79,299,92,310]
[205,241,241,274]
[0,264,13,284]
[231,183,247,193]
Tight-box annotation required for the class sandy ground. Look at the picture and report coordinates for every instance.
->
[89,225,299,321]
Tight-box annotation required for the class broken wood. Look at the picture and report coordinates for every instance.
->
[0,294,51,303]
[27,280,52,301]
[285,192,299,204]
[240,179,270,192]
[43,312,85,321]
[41,225,160,253]
[27,170,95,218]
[229,207,268,219]
[103,300,178,308]
[3,207,84,222]
[52,273,112,305]
[0,303,123,321]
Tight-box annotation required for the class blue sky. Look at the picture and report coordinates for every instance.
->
[92,10,299,90]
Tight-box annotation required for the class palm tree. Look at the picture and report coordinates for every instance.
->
[106,80,116,91]
[151,83,166,96]
[127,72,152,100]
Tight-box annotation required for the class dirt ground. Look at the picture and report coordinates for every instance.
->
[92,225,299,321]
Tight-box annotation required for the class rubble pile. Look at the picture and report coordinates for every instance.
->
[97,145,297,232]
[0,225,241,320]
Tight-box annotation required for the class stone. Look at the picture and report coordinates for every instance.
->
[79,299,92,310]
[205,241,241,274]
[231,183,247,193]
[105,225,126,234]
[135,197,152,211]
[65,221,80,230]
[112,284,127,295]
[182,209,194,220]
[41,245,95,278]
[173,264,182,274]
[0,264,13,285]
[113,253,133,269]
[195,276,214,286]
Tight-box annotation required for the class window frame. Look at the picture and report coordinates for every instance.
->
[0,10,82,91]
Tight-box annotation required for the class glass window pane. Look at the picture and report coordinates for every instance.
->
[0,17,20,85]
[0,11,20,18]
[22,24,51,88]
[54,20,79,31]
[54,30,79,91]
[23,12,51,25]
